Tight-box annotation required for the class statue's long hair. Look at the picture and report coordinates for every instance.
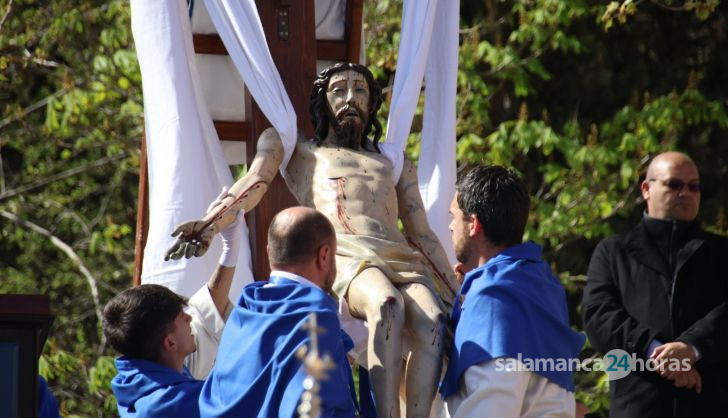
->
[309,62,384,152]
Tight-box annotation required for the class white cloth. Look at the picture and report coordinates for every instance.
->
[418,0,459,264]
[183,285,233,379]
[202,0,298,170]
[446,359,575,418]
[315,0,346,40]
[130,0,253,300]
[383,0,458,264]
[338,296,368,361]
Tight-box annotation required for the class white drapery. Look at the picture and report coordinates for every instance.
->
[384,0,459,264]
[202,0,298,169]
[131,0,252,298]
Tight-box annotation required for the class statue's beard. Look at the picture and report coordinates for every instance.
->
[329,105,368,150]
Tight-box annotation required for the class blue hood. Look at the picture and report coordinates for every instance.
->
[112,357,202,417]
[200,276,358,418]
[441,241,586,396]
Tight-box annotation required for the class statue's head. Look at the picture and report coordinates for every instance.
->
[310,62,383,151]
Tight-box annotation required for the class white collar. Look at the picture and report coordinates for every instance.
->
[269,270,318,289]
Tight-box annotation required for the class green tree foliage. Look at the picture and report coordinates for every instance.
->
[367,1,727,415]
[0,0,140,415]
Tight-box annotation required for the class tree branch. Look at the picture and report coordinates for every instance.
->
[0,152,128,202]
[0,210,106,352]
[648,0,685,12]
[0,0,12,32]
[0,88,67,130]
[0,145,6,195]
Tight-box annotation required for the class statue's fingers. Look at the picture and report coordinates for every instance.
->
[184,242,197,259]
[164,243,180,261]
[166,244,184,261]
[195,242,210,258]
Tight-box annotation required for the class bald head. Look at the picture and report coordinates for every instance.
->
[645,152,696,180]
[267,207,336,267]
[642,152,701,221]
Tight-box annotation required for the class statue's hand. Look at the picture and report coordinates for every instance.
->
[164,220,215,261]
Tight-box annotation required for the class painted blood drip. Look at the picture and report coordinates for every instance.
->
[408,239,458,297]
[333,177,356,234]
[381,299,395,341]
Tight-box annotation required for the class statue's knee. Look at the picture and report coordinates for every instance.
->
[411,309,446,341]
[368,295,405,330]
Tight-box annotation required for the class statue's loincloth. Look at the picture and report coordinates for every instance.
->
[333,233,439,301]
[334,233,456,365]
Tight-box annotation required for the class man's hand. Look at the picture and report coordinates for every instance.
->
[650,341,696,380]
[164,220,215,261]
[671,367,702,393]
[453,262,468,285]
[575,402,590,418]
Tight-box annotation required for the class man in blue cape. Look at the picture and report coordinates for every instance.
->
[200,206,365,418]
[102,198,242,418]
[441,165,585,417]
[38,376,61,418]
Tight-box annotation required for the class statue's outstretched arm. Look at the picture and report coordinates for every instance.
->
[395,157,459,310]
[164,127,285,260]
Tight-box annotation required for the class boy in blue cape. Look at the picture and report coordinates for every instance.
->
[200,206,367,418]
[441,165,585,417]
[102,198,242,418]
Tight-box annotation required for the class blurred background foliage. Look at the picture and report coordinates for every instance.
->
[1,1,139,416]
[1,0,726,416]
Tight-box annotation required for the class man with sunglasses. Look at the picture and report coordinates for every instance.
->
[582,151,728,417]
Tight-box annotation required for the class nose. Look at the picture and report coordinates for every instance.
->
[345,88,355,104]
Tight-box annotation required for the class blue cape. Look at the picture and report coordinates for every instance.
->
[200,276,358,418]
[441,241,585,396]
[111,357,202,417]
[38,376,60,418]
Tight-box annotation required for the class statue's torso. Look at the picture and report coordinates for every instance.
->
[284,140,404,243]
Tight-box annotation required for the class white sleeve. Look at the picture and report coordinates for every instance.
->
[446,359,575,418]
[446,359,528,418]
[183,285,232,379]
[337,297,368,363]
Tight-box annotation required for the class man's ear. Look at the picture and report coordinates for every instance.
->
[640,179,650,201]
[161,334,175,353]
[468,214,482,238]
[315,244,328,270]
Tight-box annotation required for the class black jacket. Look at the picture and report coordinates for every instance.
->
[582,217,728,418]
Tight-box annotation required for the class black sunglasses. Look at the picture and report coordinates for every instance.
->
[648,179,701,193]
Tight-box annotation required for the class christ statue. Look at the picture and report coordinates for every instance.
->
[166,62,459,418]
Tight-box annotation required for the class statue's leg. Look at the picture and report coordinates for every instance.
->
[347,268,404,418]
[400,283,445,418]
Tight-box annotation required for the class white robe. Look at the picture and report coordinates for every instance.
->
[446,359,575,418]
[183,285,232,379]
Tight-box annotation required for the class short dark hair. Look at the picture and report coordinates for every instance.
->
[456,165,530,246]
[103,284,187,362]
[309,62,384,151]
[267,209,335,266]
